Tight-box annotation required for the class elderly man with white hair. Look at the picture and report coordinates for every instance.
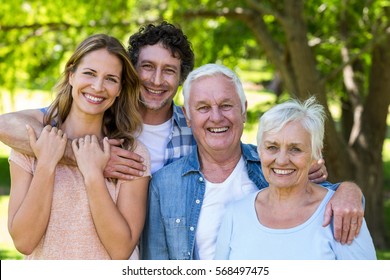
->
[141,63,364,260]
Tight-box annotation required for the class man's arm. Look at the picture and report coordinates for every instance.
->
[0,109,146,176]
[0,109,76,165]
[322,181,364,244]
[0,109,44,156]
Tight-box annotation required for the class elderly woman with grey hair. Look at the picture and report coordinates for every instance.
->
[214,97,376,259]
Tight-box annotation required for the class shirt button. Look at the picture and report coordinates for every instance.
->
[176,219,181,223]
[195,199,200,204]
[199,177,203,182]
[190,226,195,231]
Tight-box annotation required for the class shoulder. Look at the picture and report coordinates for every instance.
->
[133,139,149,157]
[9,149,35,173]
[229,191,259,212]
[241,143,260,161]
[153,155,189,177]
[133,139,151,177]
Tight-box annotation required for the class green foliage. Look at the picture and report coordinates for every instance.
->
[0,157,10,194]
[0,0,149,93]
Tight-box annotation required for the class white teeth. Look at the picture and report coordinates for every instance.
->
[209,127,228,133]
[273,169,294,175]
[85,94,104,103]
[147,88,164,94]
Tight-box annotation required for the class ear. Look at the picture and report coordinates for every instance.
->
[116,85,122,97]
[182,106,191,128]
[69,72,74,86]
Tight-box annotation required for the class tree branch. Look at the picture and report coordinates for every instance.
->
[245,0,284,23]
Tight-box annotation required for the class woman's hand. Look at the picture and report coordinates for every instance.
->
[27,124,67,168]
[72,135,110,178]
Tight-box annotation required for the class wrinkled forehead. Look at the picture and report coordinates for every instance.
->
[189,75,239,103]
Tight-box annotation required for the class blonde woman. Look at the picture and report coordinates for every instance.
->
[7,34,150,259]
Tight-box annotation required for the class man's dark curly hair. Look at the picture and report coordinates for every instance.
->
[128,21,195,85]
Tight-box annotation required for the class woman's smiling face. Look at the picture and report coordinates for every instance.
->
[69,48,122,116]
[259,120,316,189]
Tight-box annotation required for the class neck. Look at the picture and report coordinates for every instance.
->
[140,103,173,125]
[267,180,315,205]
[61,112,104,140]
[199,146,242,183]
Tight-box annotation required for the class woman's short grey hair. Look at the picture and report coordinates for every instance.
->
[182,63,246,119]
[257,97,326,160]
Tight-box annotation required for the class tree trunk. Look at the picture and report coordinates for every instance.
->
[349,31,390,249]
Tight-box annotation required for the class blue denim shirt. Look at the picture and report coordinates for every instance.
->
[141,143,340,260]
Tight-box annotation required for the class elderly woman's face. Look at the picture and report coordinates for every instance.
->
[259,121,316,189]
[185,74,246,156]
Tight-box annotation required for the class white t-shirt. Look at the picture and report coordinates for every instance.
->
[138,119,172,174]
[194,156,258,260]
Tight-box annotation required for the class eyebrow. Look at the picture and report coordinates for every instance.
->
[263,140,304,146]
[140,60,179,70]
[194,98,234,105]
[83,67,121,79]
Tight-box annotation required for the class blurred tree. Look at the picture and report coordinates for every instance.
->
[0,0,160,94]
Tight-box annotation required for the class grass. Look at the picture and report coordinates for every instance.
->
[0,196,23,260]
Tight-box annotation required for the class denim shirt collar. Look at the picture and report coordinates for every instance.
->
[181,142,260,176]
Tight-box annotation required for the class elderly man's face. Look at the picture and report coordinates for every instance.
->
[184,74,246,155]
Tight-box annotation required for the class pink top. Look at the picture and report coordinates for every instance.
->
[9,140,150,260]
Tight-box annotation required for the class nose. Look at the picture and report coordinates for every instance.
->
[209,106,223,122]
[151,69,163,86]
[275,149,289,165]
[91,77,104,92]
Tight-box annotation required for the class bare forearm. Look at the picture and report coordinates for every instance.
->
[9,167,55,254]
[0,110,76,165]
[0,111,42,156]
[85,175,135,259]
[338,181,363,202]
